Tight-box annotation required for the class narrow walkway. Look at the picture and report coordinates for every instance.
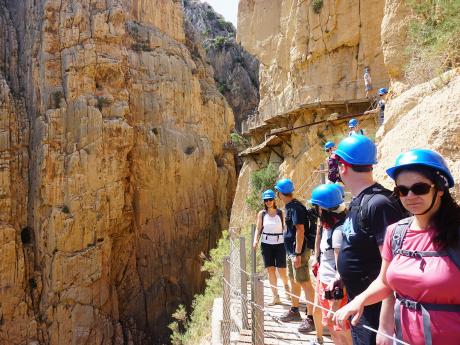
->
[235,279,333,344]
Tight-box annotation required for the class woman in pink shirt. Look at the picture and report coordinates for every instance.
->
[333,149,460,345]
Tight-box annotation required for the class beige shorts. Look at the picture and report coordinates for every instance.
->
[287,249,311,283]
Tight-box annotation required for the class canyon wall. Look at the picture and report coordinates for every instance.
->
[0,0,236,344]
[233,0,459,232]
[183,0,259,131]
[237,0,388,120]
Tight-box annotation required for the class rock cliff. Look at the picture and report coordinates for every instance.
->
[183,0,259,131]
[232,0,459,232]
[237,0,388,120]
[0,1,235,344]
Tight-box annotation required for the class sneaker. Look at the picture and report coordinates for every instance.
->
[298,316,315,333]
[279,308,302,322]
[268,294,281,306]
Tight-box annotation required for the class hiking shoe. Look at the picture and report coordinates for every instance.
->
[298,317,315,333]
[279,309,302,322]
[284,284,291,300]
[268,294,281,306]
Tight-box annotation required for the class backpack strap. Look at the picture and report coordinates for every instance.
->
[260,210,266,231]
[326,219,345,250]
[276,208,284,230]
[446,227,460,271]
[391,217,413,256]
[395,294,460,345]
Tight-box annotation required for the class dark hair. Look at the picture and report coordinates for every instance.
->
[264,200,278,211]
[319,208,347,229]
[395,165,460,249]
[351,164,373,173]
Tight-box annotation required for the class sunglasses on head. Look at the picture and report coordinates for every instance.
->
[264,198,274,202]
[394,182,435,197]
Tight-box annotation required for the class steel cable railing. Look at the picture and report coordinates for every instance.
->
[221,225,410,345]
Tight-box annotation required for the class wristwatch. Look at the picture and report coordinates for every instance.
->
[295,252,301,256]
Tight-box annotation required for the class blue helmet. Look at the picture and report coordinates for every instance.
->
[335,135,377,165]
[330,183,345,198]
[386,149,454,188]
[348,118,358,128]
[262,189,276,200]
[275,178,294,194]
[378,88,388,95]
[324,141,335,150]
[309,184,344,209]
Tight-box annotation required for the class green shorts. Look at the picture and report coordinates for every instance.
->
[287,249,311,283]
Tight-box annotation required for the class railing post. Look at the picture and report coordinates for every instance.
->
[250,224,257,344]
[239,236,249,329]
[250,224,257,275]
[222,257,230,345]
[320,163,326,184]
[253,274,264,345]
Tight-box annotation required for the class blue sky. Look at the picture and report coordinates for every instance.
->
[203,0,239,26]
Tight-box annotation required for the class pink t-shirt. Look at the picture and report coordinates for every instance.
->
[382,225,460,345]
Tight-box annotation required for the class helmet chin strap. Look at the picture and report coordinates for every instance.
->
[413,187,438,216]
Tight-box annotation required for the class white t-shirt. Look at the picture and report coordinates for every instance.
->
[260,211,284,245]
[319,225,343,284]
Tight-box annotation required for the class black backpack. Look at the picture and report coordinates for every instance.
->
[326,218,346,250]
[297,202,315,250]
[355,183,409,238]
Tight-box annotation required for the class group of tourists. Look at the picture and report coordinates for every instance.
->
[252,134,460,345]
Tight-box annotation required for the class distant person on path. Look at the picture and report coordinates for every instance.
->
[310,184,352,345]
[348,119,364,136]
[324,141,341,184]
[253,189,290,305]
[275,178,319,334]
[334,149,460,345]
[333,135,406,345]
[364,88,389,125]
[363,66,373,98]
[377,88,388,125]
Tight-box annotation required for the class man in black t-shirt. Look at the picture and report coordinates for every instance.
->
[274,178,318,334]
[333,135,405,345]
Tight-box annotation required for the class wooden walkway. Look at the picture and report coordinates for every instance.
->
[235,280,333,344]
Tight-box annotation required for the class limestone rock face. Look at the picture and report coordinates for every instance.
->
[381,0,411,84]
[237,0,388,120]
[184,0,260,131]
[374,72,460,198]
[0,0,236,344]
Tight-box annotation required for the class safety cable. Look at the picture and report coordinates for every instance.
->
[223,258,410,345]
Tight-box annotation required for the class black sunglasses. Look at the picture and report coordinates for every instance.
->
[264,198,274,202]
[394,182,435,197]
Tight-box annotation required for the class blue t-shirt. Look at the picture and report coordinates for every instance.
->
[284,199,308,256]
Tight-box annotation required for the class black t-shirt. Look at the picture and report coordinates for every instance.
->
[284,199,308,256]
[337,183,404,297]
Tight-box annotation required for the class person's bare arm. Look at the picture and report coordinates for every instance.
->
[293,224,305,268]
[252,212,263,250]
[334,258,393,326]
[377,245,395,345]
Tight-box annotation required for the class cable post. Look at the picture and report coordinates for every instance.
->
[253,274,264,345]
[222,257,230,345]
[239,235,249,329]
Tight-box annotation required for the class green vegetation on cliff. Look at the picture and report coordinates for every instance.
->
[406,0,460,83]
[246,164,279,211]
[169,231,230,345]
